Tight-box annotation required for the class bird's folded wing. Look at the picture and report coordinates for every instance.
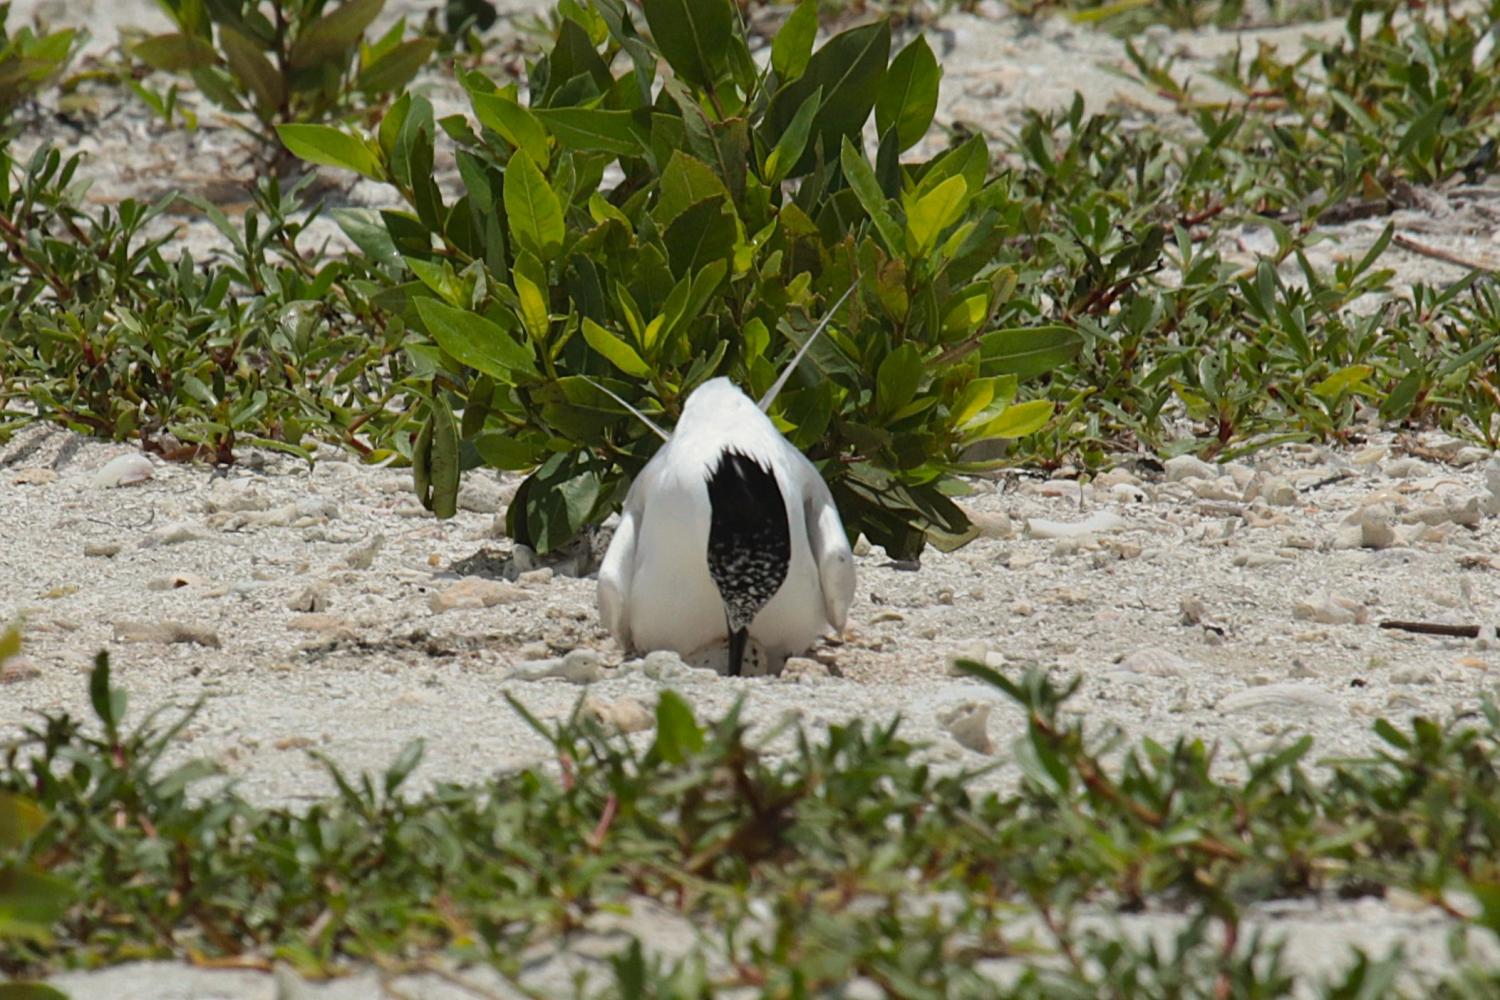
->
[806,485,855,632]
[597,507,639,649]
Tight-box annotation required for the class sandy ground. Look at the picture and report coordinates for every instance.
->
[4,0,1500,996]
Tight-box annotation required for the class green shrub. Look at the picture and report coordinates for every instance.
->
[278,0,1079,558]
[0,2,79,132]
[0,146,413,461]
[132,0,438,141]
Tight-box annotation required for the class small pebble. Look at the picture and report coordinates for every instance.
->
[343,533,385,570]
[112,620,222,647]
[937,701,993,754]
[1165,454,1217,482]
[780,657,831,682]
[1026,510,1126,539]
[1220,683,1339,715]
[141,522,206,548]
[428,577,524,612]
[583,695,654,733]
[509,649,605,684]
[1292,593,1369,626]
[93,453,154,488]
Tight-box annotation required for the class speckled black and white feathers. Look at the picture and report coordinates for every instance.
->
[705,449,791,645]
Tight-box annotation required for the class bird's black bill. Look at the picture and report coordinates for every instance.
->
[727,626,748,677]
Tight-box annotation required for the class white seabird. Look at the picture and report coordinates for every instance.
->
[595,296,856,675]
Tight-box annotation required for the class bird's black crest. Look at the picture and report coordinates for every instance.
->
[705,450,791,672]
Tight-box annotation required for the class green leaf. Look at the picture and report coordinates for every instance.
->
[771,0,817,80]
[0,794,45,851]
[583,318,651,376]
[964,399,1054,441]
[533,107,647,156]
[950,377,1000,428]
[0,867,72,943]
[88,653,125,735]
[219,26,284,120]
[653,690,704,763]
[904,175,968,257]
[876,36,939,152]
[980,325,1084,379]
[766,20,890,177]
[503,149,566,261]
[474,431,543,470]
[358,37,438,94]
[132,33,217,71]
[469,90,550,164]
[642,0,733,89]
[1311,364,1374,402]
[0,627,18,663]
[840,137,903,256]
[415,297,537,378]
[513,253,551,343]
[415,394,460,519]
[1379,369,1422,421]
[662,196,736,277]
[289,0,385,69]
[876,343,923,416]
[657,151,729,227]
[276,124,385,181]
[0,982,71,999]
[764,86,821,184]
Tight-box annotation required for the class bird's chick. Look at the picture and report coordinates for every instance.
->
[597,377,854,675]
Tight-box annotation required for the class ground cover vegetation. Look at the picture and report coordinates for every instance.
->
[4,644,1500,994]
[3,0,1500,992]
[1,0,1497,550]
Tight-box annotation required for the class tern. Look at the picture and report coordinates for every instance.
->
[596,289,856,675]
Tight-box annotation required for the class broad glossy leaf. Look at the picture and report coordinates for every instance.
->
[358,37,438,93]
[415,297,536,378]
[657,151,728,227]
[289,0,384,69]
[904,175,967,257]
[220,26,283,120]
[533,107,647,156]
[469,90,549,164]
[276,124,385,181]
[876,36,939,151]
[503,149,565,260]
[642,0,732,88]
[771,0,816,80]
[662,196,736,277]
[132,33,216,71]
[474,431,543,470]
[965,399,1053,441]
[876,343,923,416]
[766,20,890,177]
[764,86,821,184]
[583,318,651,376]
[980,325,1083,379]
[513,260,551,343]
[840,137,902,256]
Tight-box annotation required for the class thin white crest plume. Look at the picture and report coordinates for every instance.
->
[582,377,669,442]
[758,283,857,413]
